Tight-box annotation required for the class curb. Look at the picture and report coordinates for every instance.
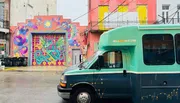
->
[1,66,69,72]
[4,68,16,71]
[2,68,65,72]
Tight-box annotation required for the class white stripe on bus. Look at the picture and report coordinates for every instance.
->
[65,71,180,76]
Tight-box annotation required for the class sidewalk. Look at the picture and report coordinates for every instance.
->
[2,66,68,72]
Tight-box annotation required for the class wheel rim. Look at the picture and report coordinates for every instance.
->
[77,92,91,103]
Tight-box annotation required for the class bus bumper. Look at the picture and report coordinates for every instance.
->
[57,85,72,99]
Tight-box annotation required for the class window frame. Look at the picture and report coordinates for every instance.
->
[175,34,180,64]
[101,51,124,69]
[89,50,124,69]
[142,34,175,65]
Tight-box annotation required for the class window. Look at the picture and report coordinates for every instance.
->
[103,51,123,68]
[162,12,165,23]
[175,34,180,64]
[143,34,175,65]
[0,3,4,28]
[94,42,99,52]
[166,12,169,23]
[162,12,164,18]
[177,4,180,10]
[162,4,170,10]
[178,12,180,23]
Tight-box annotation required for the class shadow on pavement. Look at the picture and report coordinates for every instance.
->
[98,99,133,103]
[63,98,133,103]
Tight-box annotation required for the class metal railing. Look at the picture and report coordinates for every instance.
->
[89,19,180,31]
[157,18,180,24]
[89,20,156,31]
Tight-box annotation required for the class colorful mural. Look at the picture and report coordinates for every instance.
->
[32,34,66,66]
[10,16,87,66]
[13,21,38,57]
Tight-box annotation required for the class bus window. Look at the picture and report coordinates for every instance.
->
[143,34,175,65]
[175,34,180,64]
[103,51,123,68]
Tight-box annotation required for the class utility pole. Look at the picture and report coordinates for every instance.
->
[47,4,49,15]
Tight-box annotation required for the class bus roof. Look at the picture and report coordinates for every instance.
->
[99,24,180,50]
[138,24,180,30]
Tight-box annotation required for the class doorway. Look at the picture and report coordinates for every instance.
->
[72,49,81,65]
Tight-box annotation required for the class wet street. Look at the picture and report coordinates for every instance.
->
[0,71,131,103]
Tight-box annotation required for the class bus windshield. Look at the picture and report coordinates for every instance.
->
[78,50,102,69]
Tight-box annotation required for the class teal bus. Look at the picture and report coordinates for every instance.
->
[57,24,180,103]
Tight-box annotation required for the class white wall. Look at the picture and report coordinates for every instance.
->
[10,0,57,26]
[57,0,88,26]
[0,0,5,2]
[157,0,180,24]
[0,2,4,27]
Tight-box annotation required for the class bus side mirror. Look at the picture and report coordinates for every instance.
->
[98,55,104,68]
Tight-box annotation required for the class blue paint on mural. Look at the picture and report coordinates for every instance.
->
[34,50,50,65]
[34,36,66,65]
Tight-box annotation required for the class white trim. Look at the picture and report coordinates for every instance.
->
[138,27,180,30]
[66,71,123,76]
[65,71,180,76]
[128,71,180,74]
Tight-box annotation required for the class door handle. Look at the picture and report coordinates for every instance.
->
[163,81,167,86]
[123,70,127,77]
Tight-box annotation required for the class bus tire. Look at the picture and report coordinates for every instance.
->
[71,88,95,103]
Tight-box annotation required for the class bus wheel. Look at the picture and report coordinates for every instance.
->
[71,88,95,103]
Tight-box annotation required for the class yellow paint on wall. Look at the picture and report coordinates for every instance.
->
[33,62,36,66]
[137,5,147,25]
[43,62,46,66]
[48,62,51,66]
[15,53,20,57]
[118,6,128,12]
[58,61,61,65]
[98,6,109,30]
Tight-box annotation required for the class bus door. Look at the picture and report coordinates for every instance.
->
[91,50,131,98]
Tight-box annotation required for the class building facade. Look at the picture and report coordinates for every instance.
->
[0,0,10,57]
[9,0,88,66]
[156,0,180,24]
[86,0,157,58]
[10,0,57,26]
[10,15,87,66]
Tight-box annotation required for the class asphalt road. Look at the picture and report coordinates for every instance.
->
[0,71,131,103]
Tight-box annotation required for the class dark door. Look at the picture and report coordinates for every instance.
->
[91,51,131,98]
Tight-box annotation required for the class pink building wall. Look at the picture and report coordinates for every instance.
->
[89,0,156,24]
[87,0,157,58]
[10,15,87,66]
